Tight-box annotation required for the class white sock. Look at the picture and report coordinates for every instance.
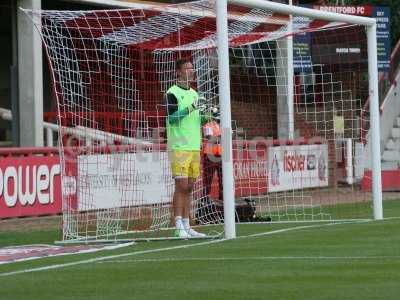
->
[182,218,190,230]
[175,216,184,230]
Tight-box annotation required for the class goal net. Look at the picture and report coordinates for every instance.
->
[24,0,381,242]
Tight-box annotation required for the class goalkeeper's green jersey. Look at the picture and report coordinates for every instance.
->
[166,84,201,151]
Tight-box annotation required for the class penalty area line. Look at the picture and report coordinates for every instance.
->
[0,220,370,277]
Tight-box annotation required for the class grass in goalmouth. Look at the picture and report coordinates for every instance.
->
[0,199,399,300]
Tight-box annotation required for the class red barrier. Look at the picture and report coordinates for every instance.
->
[0,139,328,218]
[362,169,400,192]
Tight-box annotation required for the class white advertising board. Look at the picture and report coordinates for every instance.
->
[77,152,172,210]
[268,144,329,192]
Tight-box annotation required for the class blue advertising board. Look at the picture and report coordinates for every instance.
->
[373,6,391,71]
[292,15,312,73]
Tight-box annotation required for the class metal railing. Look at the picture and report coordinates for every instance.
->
[0,107,58,147]
[0,108,155,147]
[389,39,400,87]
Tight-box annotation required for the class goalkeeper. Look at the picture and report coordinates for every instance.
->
[166,58,211,238]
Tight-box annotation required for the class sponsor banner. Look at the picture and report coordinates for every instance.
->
[268,144,328,192]
[316,5,373,16]
[233,145,268,197]
[373,6,391,71]
[0,156,62,218]
[78,152,172,210]
[293,13,312,73]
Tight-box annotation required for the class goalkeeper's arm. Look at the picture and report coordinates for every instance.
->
[166,93,192,124]
[167,93,209,124]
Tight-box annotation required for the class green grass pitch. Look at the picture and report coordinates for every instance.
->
[0,200,399,300]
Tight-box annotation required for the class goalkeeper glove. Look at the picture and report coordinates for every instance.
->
[189,96,207,114]
[211,106,220,120]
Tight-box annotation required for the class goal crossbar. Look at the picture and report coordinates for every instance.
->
[229,0,376,26]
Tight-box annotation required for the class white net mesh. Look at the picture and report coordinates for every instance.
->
[25,0,375,241]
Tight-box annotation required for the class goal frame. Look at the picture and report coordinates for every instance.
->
[22,0,383,242]
[218,0,383,239]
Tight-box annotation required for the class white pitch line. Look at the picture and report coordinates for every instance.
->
[382,216,400,220]
[95,255,400,264]
[0,242,135,266]
[0,220,372,277]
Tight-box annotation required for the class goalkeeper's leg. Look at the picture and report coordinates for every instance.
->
[173,179,191,238]
[182,154,206,238]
